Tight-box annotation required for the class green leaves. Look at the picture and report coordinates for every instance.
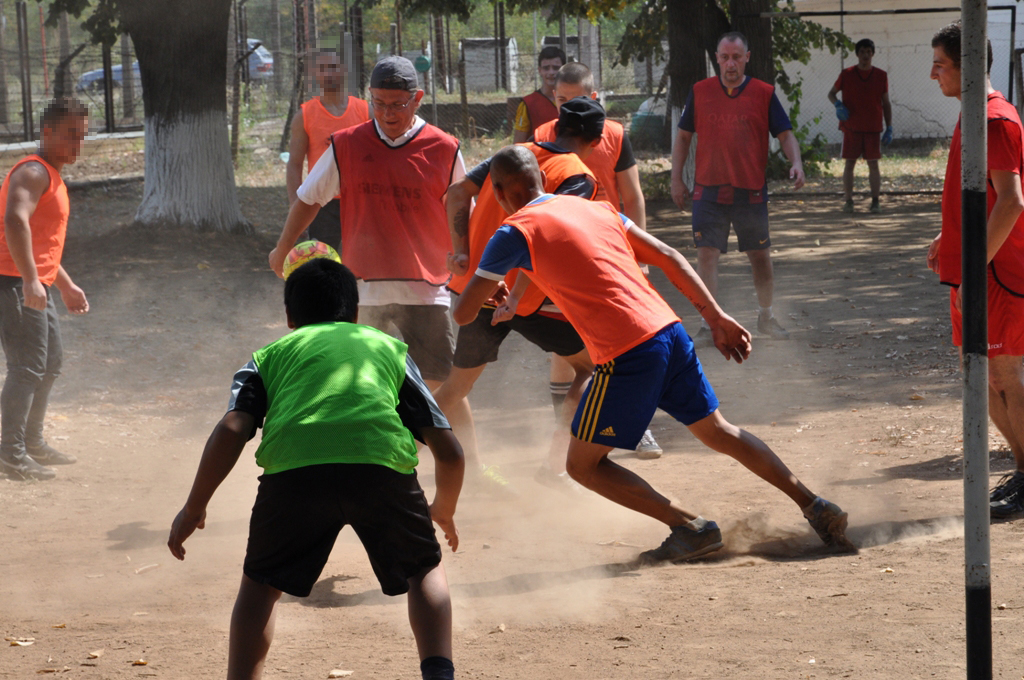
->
[40,0,122,45]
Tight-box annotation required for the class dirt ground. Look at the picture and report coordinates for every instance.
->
[1,184,1022,679]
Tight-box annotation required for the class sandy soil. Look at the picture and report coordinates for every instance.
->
[1,186,1022,679]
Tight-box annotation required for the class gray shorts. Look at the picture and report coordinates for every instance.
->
[358,304,454,382]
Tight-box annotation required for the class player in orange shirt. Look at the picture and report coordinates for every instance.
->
[453,145,853,562]
[286,49,370,250]
[532,62,662,459]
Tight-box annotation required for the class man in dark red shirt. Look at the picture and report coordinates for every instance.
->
[828,39,893,214]
[926,22,1024,520]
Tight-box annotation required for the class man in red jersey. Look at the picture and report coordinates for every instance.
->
[512,46,566,144]
[0,98,90,481]
[454,145,853,562]
[926,22,1024,520]
[286,48,369,250]
[671,32,804,348]
[827,38,893,214]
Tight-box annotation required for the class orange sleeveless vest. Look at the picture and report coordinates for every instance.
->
[0,155,69,286]
[302,96,370,170]
[333,121,459,284]
[504,195,679,364]
[522,90,558,134]
[448,143,596,317]
[534,117,625,209]
[692,76,775,191]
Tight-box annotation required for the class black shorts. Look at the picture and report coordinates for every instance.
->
[692,200,771,253]
[304,198,341,251]
[453,305,586,369]
[358,304,455,382]
[243,463,442,598]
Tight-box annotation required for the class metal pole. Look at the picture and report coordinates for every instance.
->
[16,1,32,141]
[429,13,437,125]
[961,2,992,679]
[1008,6,1016,104]
[101,42,114,133]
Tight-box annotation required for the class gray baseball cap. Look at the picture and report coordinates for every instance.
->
[370,56,419,90]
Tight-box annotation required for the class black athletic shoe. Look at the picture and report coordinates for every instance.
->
[639,517,723,565]
[27,442,77,465]
[0,454,56,481]
[990,471,1024,520]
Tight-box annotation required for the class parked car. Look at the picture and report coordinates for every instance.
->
[75,61,142,95]
[246,39,274,81]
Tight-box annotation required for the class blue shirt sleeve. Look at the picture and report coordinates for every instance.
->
[677,90,695,132]
[476,225,532,277]
[768,93,792,137]
[466,158,492,188]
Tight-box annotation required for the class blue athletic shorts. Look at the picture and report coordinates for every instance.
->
[571,322,719,449]
[692,200,771,253]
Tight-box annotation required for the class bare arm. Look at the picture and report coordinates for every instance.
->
[452,274,505,326]
[3,161,49,310]
[285,109,308,205]
[986,169,1024,263]
[670,128,693,209]
[777,129,806,190]
[53,265,88,314]
[616,165,646,231]
[268,198,321,277]
[881,92,893,128]
[445,176,480,276]
[625,227,752,363]
[168,410,255,560]
[490,270,532,324]
[827,85,840,105]
[513,129,531,144]
[421,426,464,552]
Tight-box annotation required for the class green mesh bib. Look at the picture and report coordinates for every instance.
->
[252,322,419,475]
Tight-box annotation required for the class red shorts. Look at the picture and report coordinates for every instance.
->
[950,280,1024,357]
[841,130,881,160]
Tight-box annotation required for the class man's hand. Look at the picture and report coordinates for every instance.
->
[790,164,806,190]
[21,279,46,311]
[429,502,459,552]
[834,101,850,122]
[671,177,690,210]
[491,291,519,325]
[882,126,894,146]
[447,252,469,276]
[167,505,207,561]
[486,280,509,309]
[709,313,752,364]
[926,233,941,274]
[59,283,89,314]
[268,246,287,278]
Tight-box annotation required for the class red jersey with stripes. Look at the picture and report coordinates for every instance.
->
[479,194,679,364]
[332,120,459,284]
[0,155,69,286]
[939,91,1024,295]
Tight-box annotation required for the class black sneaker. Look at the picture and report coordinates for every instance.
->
[691,326,714,349]
[27,442,77,465]
[0,454,56,481]
[802,497,856,550]
[639,517,723,564]
[990,471,1024,519]
[757,314,790,340]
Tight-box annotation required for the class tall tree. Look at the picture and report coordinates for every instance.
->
[42,0,249,233]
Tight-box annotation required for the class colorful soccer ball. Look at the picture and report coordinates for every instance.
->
[282,240,342,280]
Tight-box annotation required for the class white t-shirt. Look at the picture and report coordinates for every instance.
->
[297,116,466,307]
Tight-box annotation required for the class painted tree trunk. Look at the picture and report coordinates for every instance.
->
[121,0,249,233]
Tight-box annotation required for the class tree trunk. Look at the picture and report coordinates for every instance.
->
[120,33,135,121]
[730,0,774,84]
[0,0,9,124]
[56,12,71,101]
[120,0,249,233]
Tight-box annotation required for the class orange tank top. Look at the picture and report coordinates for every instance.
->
[534,118,625,209]
[504,195,678,364]
[333,121,459,284]
[302,96,370,201]
[448,143,596,317]
[0,155,69,286]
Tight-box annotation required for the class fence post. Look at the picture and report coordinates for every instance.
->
[121,33,135,121]
[458,58,468,138]
[101,41,114,133]
[0,0,10,125]
[16,0,33,141]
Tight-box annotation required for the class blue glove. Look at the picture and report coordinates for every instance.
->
[882,126,893,146]
[834,100,850,122]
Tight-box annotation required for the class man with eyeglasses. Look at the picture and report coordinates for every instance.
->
[271,56,467,400]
